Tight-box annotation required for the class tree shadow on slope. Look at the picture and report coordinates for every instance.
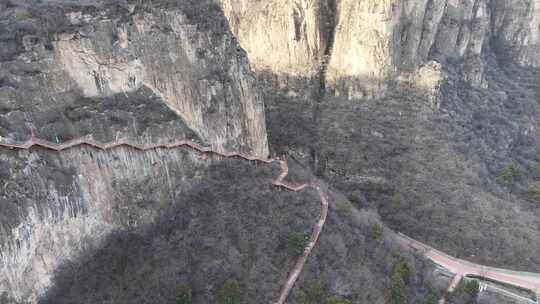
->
[39,158,320,304]
[325,73,540,270]
[258,70,319,159]
[35,86,199,144]
[36,154,445,304]
[258,61,540,271]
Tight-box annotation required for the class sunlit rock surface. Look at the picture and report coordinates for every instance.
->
[221,0,540,97]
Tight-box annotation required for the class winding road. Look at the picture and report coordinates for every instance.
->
[0,135,327,304]
[396,233,540,303]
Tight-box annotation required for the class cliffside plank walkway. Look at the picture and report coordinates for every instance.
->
[0,135,327,304]
[2,135,539,303]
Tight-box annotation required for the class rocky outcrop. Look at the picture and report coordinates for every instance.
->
[219,0,326,78]
[0,1,268,156]
[0,0,539,302]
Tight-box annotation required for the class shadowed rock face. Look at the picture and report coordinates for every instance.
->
[0,146,210,301]
[0,0,268,156]
[492,0,540,67]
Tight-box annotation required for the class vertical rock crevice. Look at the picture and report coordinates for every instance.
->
[317,0,338,99]
[312,0,337,175]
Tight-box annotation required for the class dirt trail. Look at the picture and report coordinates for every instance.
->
[0,136,328,304]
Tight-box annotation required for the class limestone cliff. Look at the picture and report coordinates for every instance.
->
[219,0,327,78]
[0,0,270,301]
[220,0,540,97]
[0,0,268,156]
[326,0,483,97]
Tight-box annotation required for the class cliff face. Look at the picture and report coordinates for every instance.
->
[0,147,210,301]
[492,0,540,67]
[219,0,327,78]
[0,0,268,156]
[221,0,540,97]
[329,0,539,97]
[0,1,270,301]
[327,0,491,97]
